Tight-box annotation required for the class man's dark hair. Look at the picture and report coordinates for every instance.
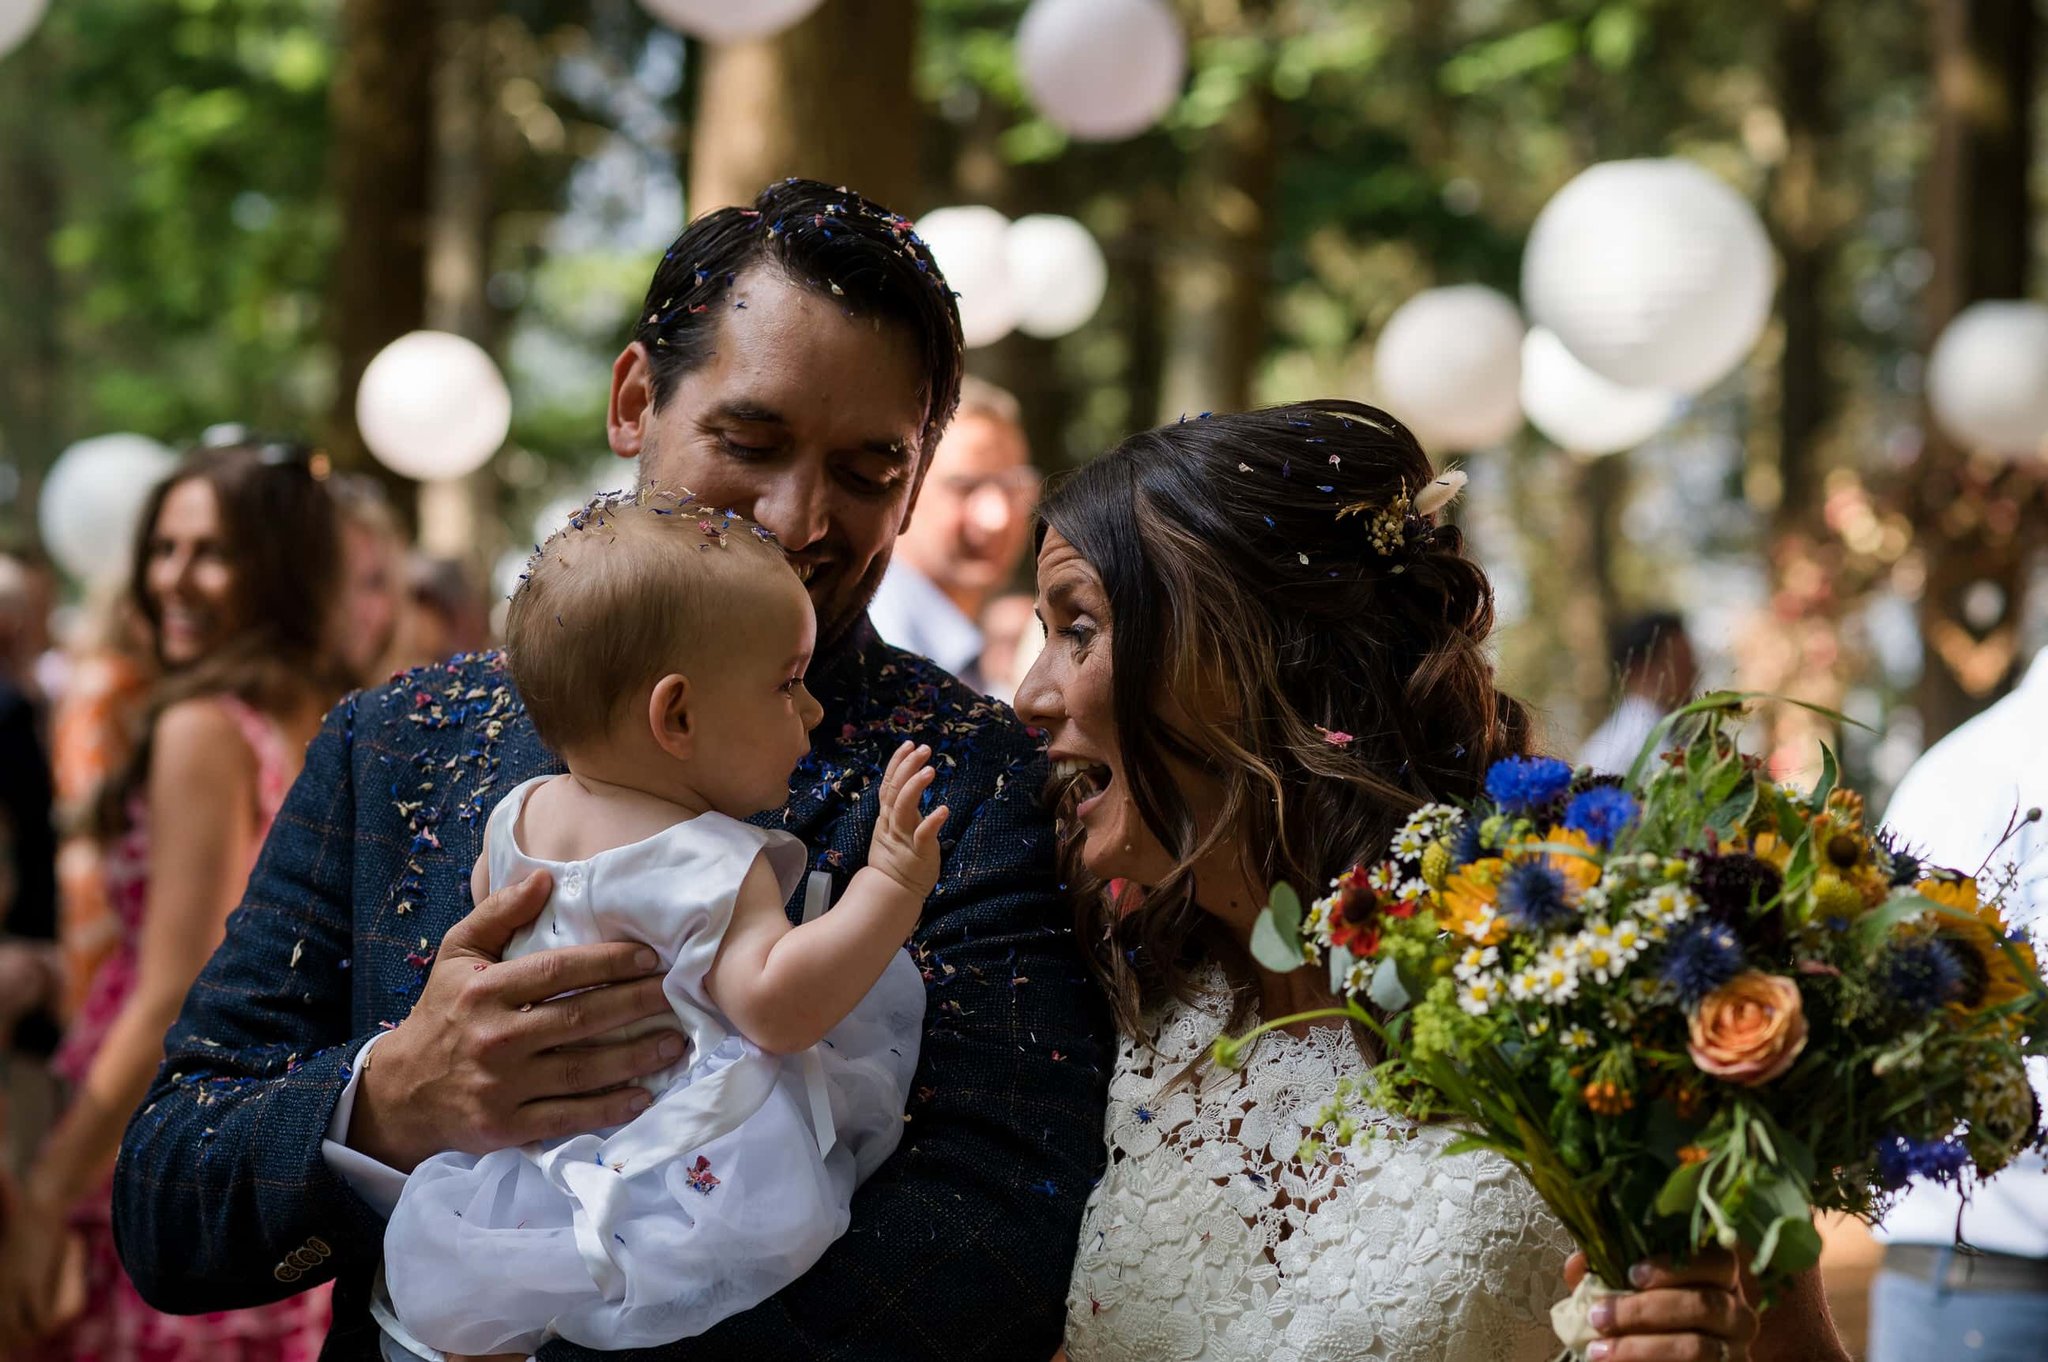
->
[632,178,966,457]
[1610,610,1688,674]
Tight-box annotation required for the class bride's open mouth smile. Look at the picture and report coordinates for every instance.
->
[1050,755,1114,821]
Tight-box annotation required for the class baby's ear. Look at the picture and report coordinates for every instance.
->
[648,672,695,761]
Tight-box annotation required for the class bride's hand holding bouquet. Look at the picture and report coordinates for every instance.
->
[1227,695,2047,1361]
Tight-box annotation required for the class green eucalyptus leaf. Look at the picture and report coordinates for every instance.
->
[1251,908,1306,974]
[1268,882,1304,938]
[1368,953,1411,1011]
[1327,944,1358,995]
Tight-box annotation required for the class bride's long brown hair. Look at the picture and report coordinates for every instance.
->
[1038,401,1534,1043]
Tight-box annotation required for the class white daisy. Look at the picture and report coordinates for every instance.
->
[1368,862,1401,894]
[1576,923,1626,983]
[1458,972,1504,1016]
[1561,1026,1596,1052]
[1453,944,1500,981]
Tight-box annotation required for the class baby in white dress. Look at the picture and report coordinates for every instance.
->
[374,492,943,1361]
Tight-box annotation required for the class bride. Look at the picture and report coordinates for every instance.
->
[1014,402,1851,1362]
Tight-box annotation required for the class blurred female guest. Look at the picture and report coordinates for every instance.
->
[331,474,410,685]
[0,441,351,1360]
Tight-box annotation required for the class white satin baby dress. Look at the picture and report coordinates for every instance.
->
[375,775,926,1358]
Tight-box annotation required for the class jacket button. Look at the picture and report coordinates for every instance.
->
[306,1236,331,1260]
[274,1263,302,1284]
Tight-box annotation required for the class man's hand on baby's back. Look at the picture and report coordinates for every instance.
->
[866,741,949,900]
[346,868,681,1172]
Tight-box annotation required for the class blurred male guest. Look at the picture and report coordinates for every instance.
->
[1579,610,1698,773]
[868,376,1040,698]
[1868,644,2048,1362]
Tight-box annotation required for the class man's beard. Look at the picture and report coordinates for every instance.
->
[813,548,892,659]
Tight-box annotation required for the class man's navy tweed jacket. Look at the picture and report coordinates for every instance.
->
[111,623,1111,1360]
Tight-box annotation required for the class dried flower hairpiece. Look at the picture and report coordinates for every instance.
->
[1335,467,1468,561]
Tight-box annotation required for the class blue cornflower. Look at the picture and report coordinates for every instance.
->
[1449,817,1486,870]
[1485,757,1574,814]
[1874,1132,1971,1190]
[1882,939,1966,1011]
[1565,786,1639,849]
[1498,861,1576,932]
[1660,920,1745,1008]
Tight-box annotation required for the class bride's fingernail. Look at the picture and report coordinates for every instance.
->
[1587,1343,1613,1362]
[1589,1300,1615,1332]
[1629,1260,1654,1288]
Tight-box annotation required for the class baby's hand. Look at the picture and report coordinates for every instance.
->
[867,742,949,900]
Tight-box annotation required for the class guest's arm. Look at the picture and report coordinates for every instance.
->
[540,728,1113,1362]
[25,701,259,1215]
[110,694,388,1311]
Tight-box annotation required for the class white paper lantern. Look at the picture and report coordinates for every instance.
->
[1016,0,1186,142]
[915,206,1018,349]
[1520,327,1679,456]
[1926,301,2048,458]
[1006,214,1108,339]
[1372,286,1526,452]
[356,331,512,481]
[636,0,824,44]
[0,0,48,59]
[38,433,177,584]
[1522,158,1775,395]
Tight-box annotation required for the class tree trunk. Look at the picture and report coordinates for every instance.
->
[417,0,500,563]
[1915,0,2036,742]
[1772,0,1832,534]
[0,43,65,541]
[1159,73,1279,417]
[687,0,920,216]
[324,0,435,473]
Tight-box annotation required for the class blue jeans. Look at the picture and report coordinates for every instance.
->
[1869,1255,2048,1362]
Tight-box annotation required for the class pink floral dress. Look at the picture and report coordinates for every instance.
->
[36,695,331,1362]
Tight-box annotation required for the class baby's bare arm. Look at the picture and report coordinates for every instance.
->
[706,743,946,1054]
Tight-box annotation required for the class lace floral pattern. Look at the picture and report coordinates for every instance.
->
[1065,969,1571,1362]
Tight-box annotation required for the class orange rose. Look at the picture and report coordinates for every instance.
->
[1688,971,1808,1085]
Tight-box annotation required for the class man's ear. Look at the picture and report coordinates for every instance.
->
[895,445,935,534]
[609,341,655,461]
[648,673,694,761]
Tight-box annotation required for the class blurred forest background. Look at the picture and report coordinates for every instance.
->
[1,0,2046,802]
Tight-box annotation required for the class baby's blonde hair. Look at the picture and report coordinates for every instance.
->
[506,489,791,752]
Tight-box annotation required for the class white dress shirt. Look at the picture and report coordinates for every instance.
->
[1578,694,1668,775]
[867,562,987,696]
[1875,650,2048,1257]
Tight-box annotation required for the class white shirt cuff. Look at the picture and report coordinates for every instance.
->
[320,1029,406,1220]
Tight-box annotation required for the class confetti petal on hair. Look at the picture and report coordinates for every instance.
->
[1316,726,1356,748]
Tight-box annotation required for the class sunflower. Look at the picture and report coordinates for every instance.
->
[1439,858,1510,945]
[1522,825,1604,895]
[1917,875,2040,1013]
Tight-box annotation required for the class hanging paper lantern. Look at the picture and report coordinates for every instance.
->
[636,0,825,44]
[356,331,512,481]
[1371,286,1526,452]
[915,206,1018,349]
[1006,214,1108,339]
[37,433,177,584]
[1520,327,1679,456]
[1016,0,1186,142]
[0,0,48,59]
[1925,301,2048,459]
[1522,158,1775,395]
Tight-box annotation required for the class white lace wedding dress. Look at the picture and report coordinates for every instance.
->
[1065,967,1571,1362]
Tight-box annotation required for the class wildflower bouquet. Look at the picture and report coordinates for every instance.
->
[1228,695,2047,1352]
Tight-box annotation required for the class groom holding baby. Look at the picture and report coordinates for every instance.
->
[110,179,1112,1360]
